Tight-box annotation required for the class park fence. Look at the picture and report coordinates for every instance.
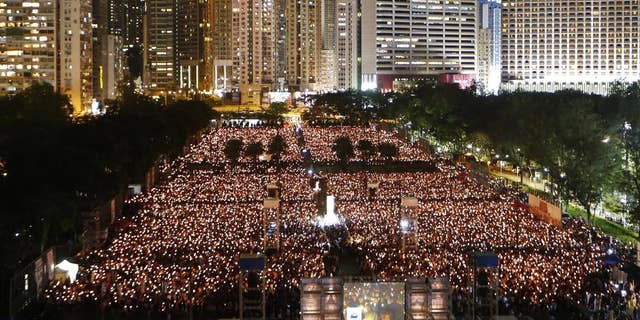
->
[9,245,73,318]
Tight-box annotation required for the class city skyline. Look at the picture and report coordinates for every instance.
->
[2,0,640,113]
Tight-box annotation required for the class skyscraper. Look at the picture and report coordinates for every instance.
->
[286,0,320,92]
[206,0,234,91]
[232,0,277,87]
[317,0,337,91]
[0,0,57,96]
[176,0,206,90]
[229,0,276,102]
[143,0,176,92]
[361,0,477,91]
[58,0,94,112]
[501,0,640,95]
[111,0,144,46]
[93,0,126,103]
[275,0,287,90]
[335,0,358,90]
[476,0,501,94]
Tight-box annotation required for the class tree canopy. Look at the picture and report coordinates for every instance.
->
[0,84,217,276]
[332,137,355,162]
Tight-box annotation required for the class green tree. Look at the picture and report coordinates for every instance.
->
[612,82,640,225]
[310,89,378,124]
[404,83,474,153]
[245,141,264,162]
[224,139,244,162]
[378,142,399,160]
[265,102,289,123]
[268,134,288,161]
[165,100,217,146]
[332,136,355,162]
[546,92,619,221]
[356,139,376,160]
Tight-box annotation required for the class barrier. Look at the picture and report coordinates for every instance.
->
[527,194,561,226]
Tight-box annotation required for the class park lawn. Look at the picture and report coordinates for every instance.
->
[567,205,638,244]
[490,171,638,244]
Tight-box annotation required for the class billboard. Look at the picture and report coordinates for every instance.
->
[343,282,405,320]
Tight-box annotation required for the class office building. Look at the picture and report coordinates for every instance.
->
[143,0,176,92]
[501,0,640,95]
[361,0,477,91]
[477,0,501,94]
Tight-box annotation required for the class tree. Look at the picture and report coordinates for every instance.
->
[268,134,288,161]
[332,137,355,162]
[165,100,217,145]
[0,87,217,281]
[356,139,376,161]
[378,142,399,160]
[612,82,640,225]
[310,89,377,124]
[404,83,473,153]
[545,92,619,221]
[0,82,72,125]
[245,142,264,162]
[265,102,289,124]
[223,139,244,162]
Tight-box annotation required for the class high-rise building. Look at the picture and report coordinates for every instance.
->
[176,0,206,90]
[206,0,234,91]
[501,0,640,95]
[232,0,277,86]
[0,0,57,96]
[361,0,477,91]
[1,0,95,113]
[476,0,501,94]
[335,0,358,90]
[286,0,320,91]
[58,0,94,112]
[317,0,337,91]
[230,0,277,103]
[275,0,287,90]
[143,0,177,92]
[110,0,144,46]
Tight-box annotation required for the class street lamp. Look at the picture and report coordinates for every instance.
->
[495,155,502,174]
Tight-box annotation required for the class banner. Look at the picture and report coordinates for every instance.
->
[401,197,419,208]
[527,194,561,226]
[264,198,280,209]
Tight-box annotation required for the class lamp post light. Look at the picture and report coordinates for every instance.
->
[543,167,549,191]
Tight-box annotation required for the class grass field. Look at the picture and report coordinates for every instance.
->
[567,205,638,244]
[490,171,638,244]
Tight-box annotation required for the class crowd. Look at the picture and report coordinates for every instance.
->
[301,126,432,162]
[182,127,300,163]
[46,126,630,317]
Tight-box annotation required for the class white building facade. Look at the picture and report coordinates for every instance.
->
[501,0,640,95]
